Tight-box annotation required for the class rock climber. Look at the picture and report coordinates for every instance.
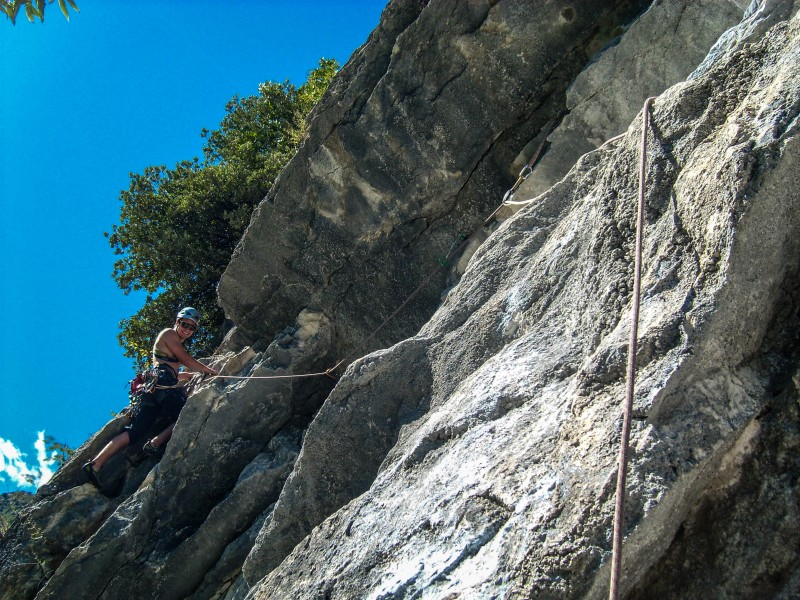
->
[82,307,217,487]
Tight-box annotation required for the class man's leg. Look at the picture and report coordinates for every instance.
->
[145,389,185,454]
[83,431,131,487]
[147,422,175,449]
[90,431,131,471]
[83,399,159,482]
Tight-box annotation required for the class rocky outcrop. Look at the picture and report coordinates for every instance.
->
[247,4,800,597]
[2,1,799,599]
[20,314,330,600]
[217,0,656,358]
[511,0,744,202]
[0,492,33,537]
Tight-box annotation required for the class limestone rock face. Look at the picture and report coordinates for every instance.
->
[2,1,799,599]
[248,5,800,598]
[216,0,654,359]
[513,0,744,201]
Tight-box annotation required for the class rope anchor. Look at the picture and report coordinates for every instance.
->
[500,111,566,206]
[503,163,533,204]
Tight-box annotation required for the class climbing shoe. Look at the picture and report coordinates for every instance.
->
[82,461,101,488]
[142,440,164,458]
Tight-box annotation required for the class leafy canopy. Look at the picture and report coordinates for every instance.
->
[1,0,79,25]
[108,59,339,368]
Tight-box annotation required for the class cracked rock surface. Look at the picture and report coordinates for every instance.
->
[2,2,798,599]
[217,0,654,361]
[249,5,800,599]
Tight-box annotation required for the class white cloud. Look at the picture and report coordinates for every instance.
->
[34,432,57,485]
[0,431,58,490]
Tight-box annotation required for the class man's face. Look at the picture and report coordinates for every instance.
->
[176,319,197,340]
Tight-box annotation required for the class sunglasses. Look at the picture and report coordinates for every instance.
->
[178,320,197,332]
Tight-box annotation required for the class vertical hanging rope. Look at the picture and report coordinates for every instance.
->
[609,96,655,600]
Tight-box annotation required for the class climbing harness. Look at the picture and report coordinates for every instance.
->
[129,368,159,398]
[608,96,656,600]
[122,368,159,417]
[123,365,196,417]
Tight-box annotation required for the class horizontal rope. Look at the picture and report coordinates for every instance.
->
[209,370,336,381]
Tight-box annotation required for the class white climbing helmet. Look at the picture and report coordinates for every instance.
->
[177,307,201,324]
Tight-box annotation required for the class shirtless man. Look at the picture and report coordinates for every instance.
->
[82,307,217,487]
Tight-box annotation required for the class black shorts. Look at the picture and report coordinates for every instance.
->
[124,365,187,444]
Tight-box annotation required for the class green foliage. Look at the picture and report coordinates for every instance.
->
[0,491,34,537]
[44,434,74,469]
[109,58,339,368]
[1,0,79,25]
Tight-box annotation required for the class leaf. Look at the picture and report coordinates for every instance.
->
[57,0,68,20]
[9,0,25,24]
[21,1,43,22]
[66,0,79,12]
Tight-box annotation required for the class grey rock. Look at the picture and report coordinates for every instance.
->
[217,0,653,362]
[249,9,800,600]
[242,337,433,584]
[692,0,798,79]
[627,380,800,599]
[0,486,117,600]
[2,2,798,599]
[512,0,743,203]
[162,431,301,600]
[25,313,330,600]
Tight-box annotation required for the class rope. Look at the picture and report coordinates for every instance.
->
[609,96,655,600]
[181,99,654,598]
[210,371,336,381]
[333,232,483,372]
[202,228,473,386]
[326,112,564,372]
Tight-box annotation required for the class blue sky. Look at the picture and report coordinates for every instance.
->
[0,0,386,492]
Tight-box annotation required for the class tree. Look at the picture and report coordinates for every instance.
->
[1,0,79,24]
[108,59,339,368]
[44,434,74,468]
